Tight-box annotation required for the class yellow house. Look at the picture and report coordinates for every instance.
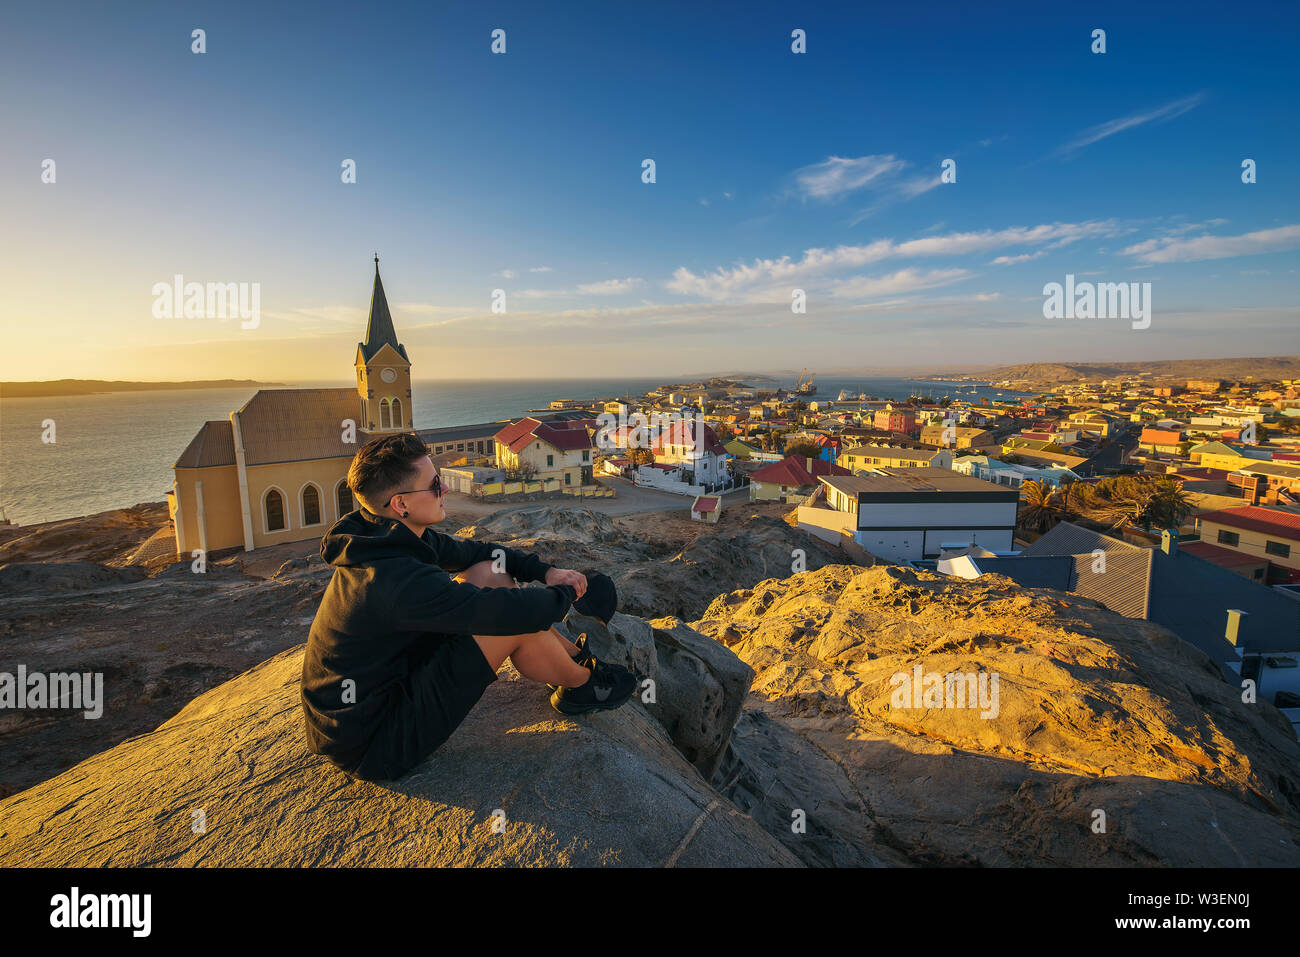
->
[493,416,596,488]
[168,258,415,558]
[838,445,954,471]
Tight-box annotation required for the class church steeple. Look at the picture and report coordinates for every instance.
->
[360,256,409,363]
[355,255,413,433]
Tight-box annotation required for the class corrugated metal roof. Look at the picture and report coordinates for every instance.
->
[1023,522,1152,619]
[1199,505,1300,537]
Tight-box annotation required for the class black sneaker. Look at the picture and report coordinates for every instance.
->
[550,659,637,715]
[547,632,596,693]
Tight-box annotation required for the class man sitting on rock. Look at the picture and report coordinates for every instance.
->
[301,432,636,783]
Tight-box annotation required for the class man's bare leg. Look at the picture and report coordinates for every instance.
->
[453,562,588,684]
[471,630,590,686]
[452,562,583,657]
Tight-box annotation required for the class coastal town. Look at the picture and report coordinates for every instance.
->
[148,263,1300,741]
[414,366,1300,731]
[7,0,1300,900]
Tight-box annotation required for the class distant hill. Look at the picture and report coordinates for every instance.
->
[947,356,1300,389]
[1,379,282,398]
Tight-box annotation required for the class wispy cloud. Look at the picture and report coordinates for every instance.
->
[824,268,971,299]
[1122,224,1300,263]
[785,153,944,224]
[511,277,647,299]
[666,220,1128,301]
[575,277,646,295]
[989,251,1046,265]
[1053,93,1206,157]
[791,154,907,200]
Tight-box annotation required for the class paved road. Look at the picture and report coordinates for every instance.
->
[442,475,752,522]
[1088,426,1139,475]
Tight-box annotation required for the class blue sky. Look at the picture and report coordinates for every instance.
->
[2,0,1297,381]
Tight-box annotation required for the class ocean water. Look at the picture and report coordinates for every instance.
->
[0,375,1031,526]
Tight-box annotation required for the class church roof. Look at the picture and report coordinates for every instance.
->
[174,420,236,468]
[359,260,409,363]
[235,388,365,465]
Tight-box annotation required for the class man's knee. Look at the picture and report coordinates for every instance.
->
[455,560,517,589]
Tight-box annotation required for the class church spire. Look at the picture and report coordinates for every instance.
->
[360,256,408,362]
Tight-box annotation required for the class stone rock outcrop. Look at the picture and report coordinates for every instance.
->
[0,503,169,566]
[694,564,1300,867]
[0,560,149,594]
[557,611,754,780]
[0,637,798,867]
[612,514,849,621]
[458,505,625,546]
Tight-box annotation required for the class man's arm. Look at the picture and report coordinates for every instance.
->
[427,529,553,583]
[392,565,575,636]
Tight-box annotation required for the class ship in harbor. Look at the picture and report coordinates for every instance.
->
[794,368,817,395]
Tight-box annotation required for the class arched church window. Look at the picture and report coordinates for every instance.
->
[336,480,354,518]
[302,484,321,525]
[265,489,286,532]
[391,398,403,429]
[379,398,392,430]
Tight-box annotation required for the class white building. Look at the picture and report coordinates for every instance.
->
[652,419,730,487]
[797,466,1019,561]
[952,455,1080,489]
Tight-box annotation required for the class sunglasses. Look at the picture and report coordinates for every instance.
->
[388,472,443,507]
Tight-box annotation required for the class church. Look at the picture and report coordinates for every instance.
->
[167,258,416,557]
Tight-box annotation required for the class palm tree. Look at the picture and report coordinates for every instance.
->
[1063,480,1093,517]
[1089,474,1192,531]
[1147,479,1193,531]
[1018,480,1066,534]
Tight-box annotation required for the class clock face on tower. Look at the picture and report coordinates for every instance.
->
[380,368,396,383]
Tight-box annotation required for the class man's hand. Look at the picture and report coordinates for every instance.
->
[545,567,587,600]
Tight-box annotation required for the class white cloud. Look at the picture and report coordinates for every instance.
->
[1054,93,1205,157]
[824,268,970,298]
[528,266,553,273]
[575,277,647,295]
[989,252,1046,265]
[1122,224,1300,263]
[792,154,907,201]
[666,220,1126,300]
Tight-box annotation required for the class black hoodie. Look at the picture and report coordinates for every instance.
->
[300,506,577,772]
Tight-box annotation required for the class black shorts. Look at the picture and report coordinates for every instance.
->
[351,632,498,782]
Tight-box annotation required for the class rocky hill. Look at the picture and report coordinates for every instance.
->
[965,355,1300,390]
[2,503,1297,866]
[696,565,1300,866]
[0,501,846,797]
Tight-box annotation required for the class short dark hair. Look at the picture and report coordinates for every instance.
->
[347,432,430,512]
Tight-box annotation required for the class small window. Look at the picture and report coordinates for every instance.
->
[1217,529,1240,547]
[547,454,554,467]
[565,473,571,485]
[1266,540,1291,558]
[582,450,589,461]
